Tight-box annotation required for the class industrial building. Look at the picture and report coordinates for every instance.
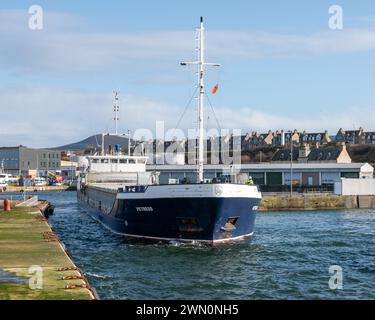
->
[148,163,374,187]
[60,160,79,181]
[0,146,61,177]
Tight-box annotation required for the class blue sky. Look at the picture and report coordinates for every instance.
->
[1,0,375,147]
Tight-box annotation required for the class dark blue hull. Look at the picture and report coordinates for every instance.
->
[78,187,260,244]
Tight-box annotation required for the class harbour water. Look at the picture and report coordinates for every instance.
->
[4,192,374,300]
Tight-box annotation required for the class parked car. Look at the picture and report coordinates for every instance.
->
[7,175,20,186]
[33,177,48,186]
[0,173,8,190]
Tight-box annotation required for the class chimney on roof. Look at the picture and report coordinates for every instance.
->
[281,130,286,146]
[298,143,311,163]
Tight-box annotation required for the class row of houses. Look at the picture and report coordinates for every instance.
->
[271,143,352,164]
[243,127,375,149]
[130,128,375,157]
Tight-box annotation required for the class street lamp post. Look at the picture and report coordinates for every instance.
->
[290,138,293,197]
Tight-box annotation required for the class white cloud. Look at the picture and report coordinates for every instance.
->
[1,9,375,148]
[212,106,375,134]
[0,86,185,147]
[0,86,374,148]
[2,9,375,75]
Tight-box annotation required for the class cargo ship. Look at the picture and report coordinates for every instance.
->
[77,18,262,245]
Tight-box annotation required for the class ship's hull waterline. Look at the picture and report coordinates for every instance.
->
[78,184,261,245]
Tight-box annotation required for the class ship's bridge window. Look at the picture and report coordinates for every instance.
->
[129,159,136,164]
[92,159,99,164]
[101,159,109,164]
[111,159,118,164]
[119,159,127,164]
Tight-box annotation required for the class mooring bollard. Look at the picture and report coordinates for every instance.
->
[4,199,11,212]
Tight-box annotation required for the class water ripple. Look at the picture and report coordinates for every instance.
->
[28,192,375,300]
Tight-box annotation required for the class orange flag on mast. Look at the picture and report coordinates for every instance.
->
[212,84,219,94]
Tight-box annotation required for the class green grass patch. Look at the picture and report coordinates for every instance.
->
[0,206,94,300]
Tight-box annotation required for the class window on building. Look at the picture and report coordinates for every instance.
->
[267,172,283,185]
[248,172,265,185]
[341,172,359,179]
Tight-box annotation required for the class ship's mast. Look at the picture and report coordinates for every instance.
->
[181,17,220,183]
[113,91,120,135]
[197,17,205,183]
[100,91,132,157]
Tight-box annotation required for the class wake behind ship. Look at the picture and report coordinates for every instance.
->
[77,18,262,245]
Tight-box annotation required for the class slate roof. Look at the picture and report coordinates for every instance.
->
[300,132,329,143]
[272,147,342,162]
[271,149,299,161]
